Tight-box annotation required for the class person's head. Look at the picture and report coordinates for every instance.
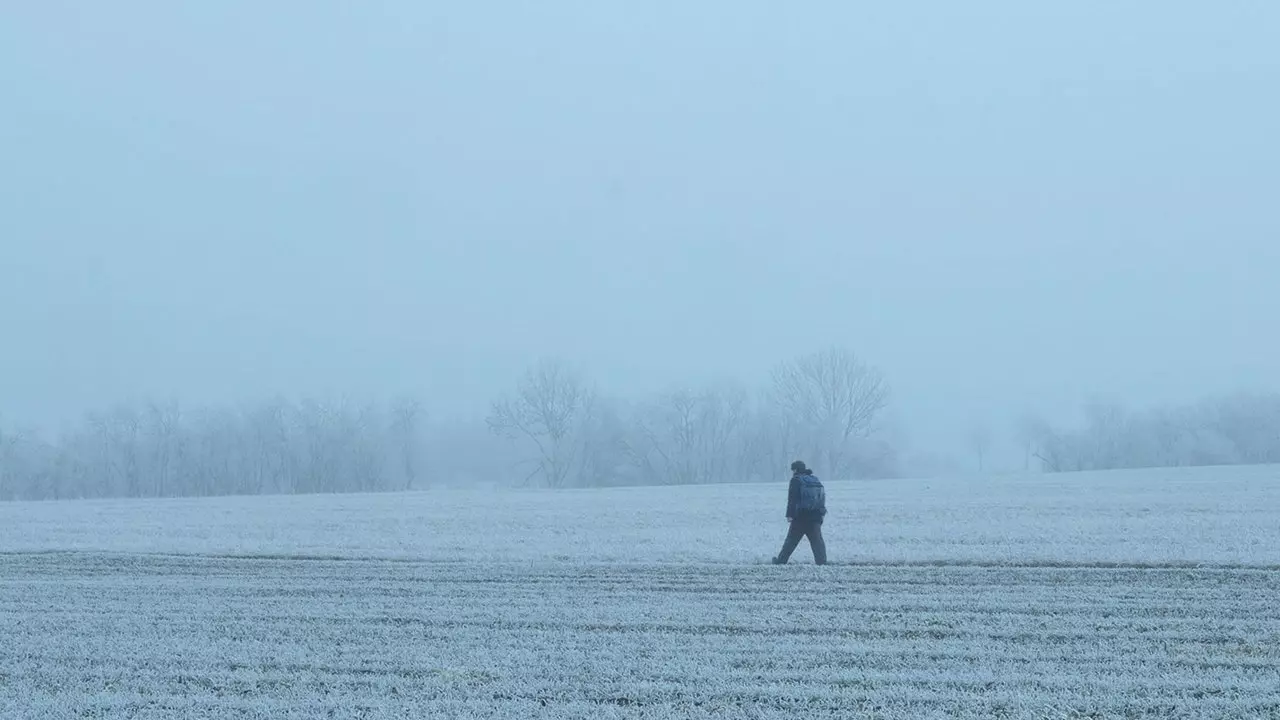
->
[790,460,807,474]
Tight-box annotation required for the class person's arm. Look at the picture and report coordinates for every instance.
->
[786,475,799,519]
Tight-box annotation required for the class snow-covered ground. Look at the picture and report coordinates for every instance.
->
[3,554,1278,719]
[3,464,1279,565]
[2,465,1279,718]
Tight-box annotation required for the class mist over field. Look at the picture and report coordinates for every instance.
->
[3,3,1279,500]
[4,467,1280,718]
[2,6,1279,716]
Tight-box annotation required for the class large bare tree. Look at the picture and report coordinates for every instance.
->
[629,383,750,485]
[769,347,889,479]
[487,359,594,488]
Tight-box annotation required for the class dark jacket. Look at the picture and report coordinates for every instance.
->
[786,471,824,523]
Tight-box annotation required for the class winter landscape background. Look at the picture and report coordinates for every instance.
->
[3,465,1279,718]
[4,355,1280,500]
[4,3,1279,492]
[4,2,1279,717]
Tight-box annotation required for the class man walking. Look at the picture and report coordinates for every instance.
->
[772,460,828,565]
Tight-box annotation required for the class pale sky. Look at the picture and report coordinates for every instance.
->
[3,2,1278,464]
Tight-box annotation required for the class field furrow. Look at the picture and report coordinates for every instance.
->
[3,553,1278,719]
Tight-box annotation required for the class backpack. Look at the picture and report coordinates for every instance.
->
[796,474,826,515]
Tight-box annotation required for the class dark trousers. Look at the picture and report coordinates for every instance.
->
[776,516,827,565]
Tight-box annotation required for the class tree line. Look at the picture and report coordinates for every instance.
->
[8,351,1275,501]
[486,347,893,489]
[1019,392,1280,473]
[0,397,425,501]
[0,347,894,501]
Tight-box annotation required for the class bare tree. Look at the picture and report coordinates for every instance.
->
[1013,411,1050,472]
[88,406,142,497]
[699,383,751,483]
[743,390,802,483]
[1082,399,1129,470]
[145,401,182,497]
[629,383,750,485]
[487,359,594,488]
[768,347,890,479]
[0,423,16,501]
[243,397,294,494]
[576,396,631,487]
[968,423,992,472]
[1210,391,1280,465]
[389,395,423,490]
[630,389,700,485]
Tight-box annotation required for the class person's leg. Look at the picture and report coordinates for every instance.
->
[774,520,805,564]
[807,521,827,565]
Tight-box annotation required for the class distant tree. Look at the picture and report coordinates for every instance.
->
[343,400,386,491]
[1026,391,1280,473]
[243,398,294,495]
[487,359,595,488]
[628,383,750,485]
[738,401,791,483]
[144,401,182,497]
[698,383,751,483]
[1210,391,1280,465]
[1014,411,1050,472]
[389,395,423,490]
[88,406,142,497]
[968,423,992,472]
[577,396,631,487]
[768,347,889,479]
[1034,428,1075,473]
[0,423,16,501]
[1082,399,1129,470]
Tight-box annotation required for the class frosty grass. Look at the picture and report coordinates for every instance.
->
[3,465,1279,718]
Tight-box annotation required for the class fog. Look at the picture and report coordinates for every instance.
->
[3,3,1278,472]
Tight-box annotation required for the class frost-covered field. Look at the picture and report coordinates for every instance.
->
[2,465,1279,718]
[4,554,1279,719]
[4,464,1280,566]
